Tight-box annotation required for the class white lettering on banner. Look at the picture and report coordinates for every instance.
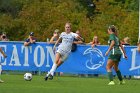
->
[46,46,55,67]
[0,45,7,65]
[22,46,32,66]
[130,48,140,71]
[34,45,45,67]
[9,45,21,66]
[0,43,57,68]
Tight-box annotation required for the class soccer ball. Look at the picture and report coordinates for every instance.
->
[24,73,32,81]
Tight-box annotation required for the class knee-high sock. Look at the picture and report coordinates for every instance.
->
[47,63,57,77]
[0,65,2,75]
[116,70,123,81]
[107,71,113,81]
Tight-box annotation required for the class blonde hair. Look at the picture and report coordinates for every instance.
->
[65,22,71,27]
[124,37,130,43]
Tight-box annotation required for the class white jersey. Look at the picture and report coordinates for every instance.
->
[57,32,78,57]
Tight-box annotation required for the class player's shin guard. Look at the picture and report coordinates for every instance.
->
[46,72,51,77]
[108,71,113,81]
[49,63,57,76]
[116,70,123,81]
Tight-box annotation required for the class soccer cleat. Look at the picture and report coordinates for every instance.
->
[44,76,48,81]
[108,81,115,85]
[119,80,125,85]
[0,79,4,83]
[49,74,53,80]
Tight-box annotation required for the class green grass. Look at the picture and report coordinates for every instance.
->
[0,75,139,93]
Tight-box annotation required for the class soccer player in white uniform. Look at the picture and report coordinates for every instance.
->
[45,22,84,80]
[0,48,7,83]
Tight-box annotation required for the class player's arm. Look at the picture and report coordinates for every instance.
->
[119,43,127,59]
[73,40,83,44]
[0,48,7,58]
[75,35,85,43]
[105,40,115,56]
[53,37,62,50]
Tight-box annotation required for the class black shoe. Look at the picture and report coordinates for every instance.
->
[49,75,53,80]
[44,76,48,81]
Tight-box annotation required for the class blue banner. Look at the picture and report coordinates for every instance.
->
[0,42,140,75]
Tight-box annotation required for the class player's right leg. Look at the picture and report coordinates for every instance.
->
[48,58,63,80]
[44,53,61,81]
[106,59,115,85]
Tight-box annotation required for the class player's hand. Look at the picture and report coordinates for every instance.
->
[53,46,56,52]
[124,54,128,59]
[105,51,109,56]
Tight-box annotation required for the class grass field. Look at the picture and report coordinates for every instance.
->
[0,74,139,93]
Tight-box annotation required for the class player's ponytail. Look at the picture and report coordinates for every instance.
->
[108,25,117,33]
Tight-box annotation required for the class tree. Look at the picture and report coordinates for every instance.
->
[0,0,138,45]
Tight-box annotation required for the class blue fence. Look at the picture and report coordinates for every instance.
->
[0,42,140,75]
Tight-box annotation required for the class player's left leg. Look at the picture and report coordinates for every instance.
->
[106,59,115,85]
[46,53,68,80]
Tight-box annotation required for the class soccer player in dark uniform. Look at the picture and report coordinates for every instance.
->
[105,25,127,85]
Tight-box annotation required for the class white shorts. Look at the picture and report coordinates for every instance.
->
[56,48,70,62]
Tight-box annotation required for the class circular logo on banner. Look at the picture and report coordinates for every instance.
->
[83,47,105,70]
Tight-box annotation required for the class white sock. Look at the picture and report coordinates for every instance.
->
[46,71,51,77]
[49,63,57,76]
[0,65,2,75]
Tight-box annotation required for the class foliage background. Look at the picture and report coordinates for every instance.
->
[0,0,139,45]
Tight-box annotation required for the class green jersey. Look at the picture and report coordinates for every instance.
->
[108,34,122,55]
